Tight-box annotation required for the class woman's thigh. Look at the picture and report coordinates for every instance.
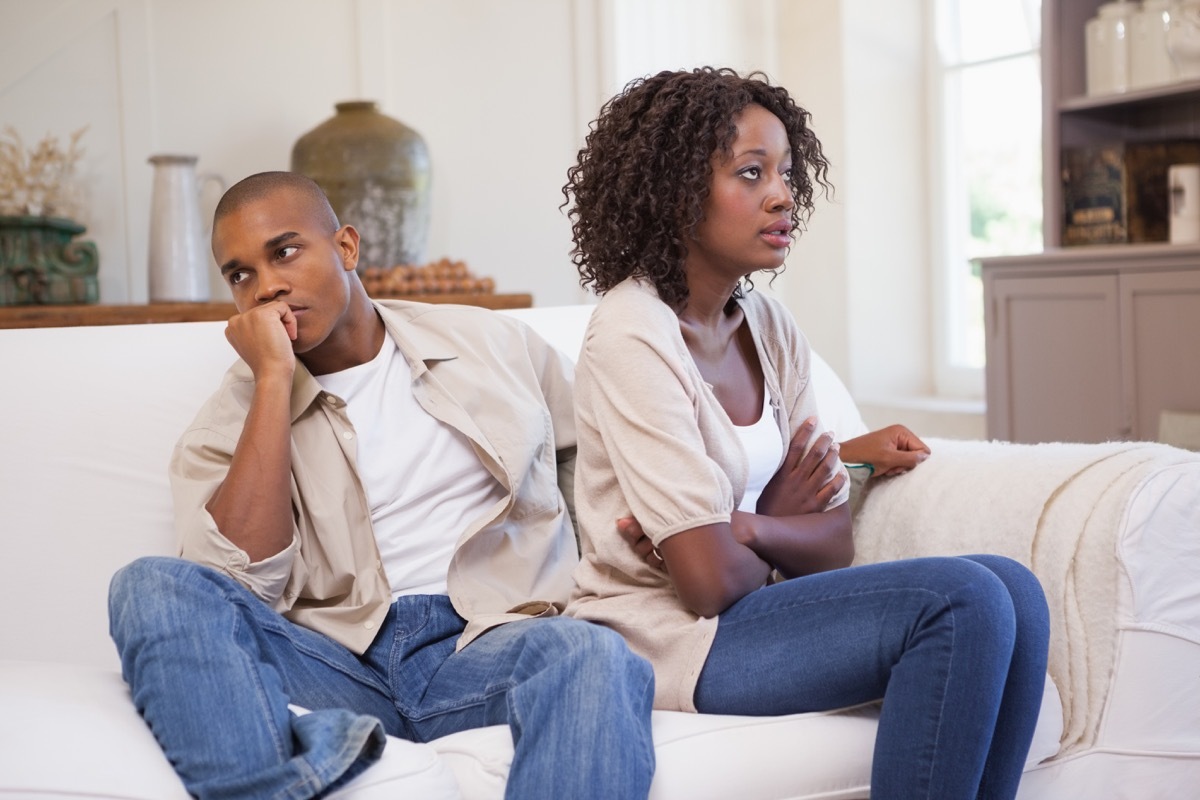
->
[693,556,1013,716]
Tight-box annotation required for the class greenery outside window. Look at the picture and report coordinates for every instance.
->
[932,0,1043,396]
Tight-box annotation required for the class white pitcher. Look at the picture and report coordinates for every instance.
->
[147,155,224,302]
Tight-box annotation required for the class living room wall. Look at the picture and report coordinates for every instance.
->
[1,0,597,306]
[1,0,983,436]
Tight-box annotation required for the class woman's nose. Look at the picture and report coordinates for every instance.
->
[766,174,795,211]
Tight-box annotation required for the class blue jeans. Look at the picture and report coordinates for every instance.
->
[109,557,655,800]
[695,555,1049,800]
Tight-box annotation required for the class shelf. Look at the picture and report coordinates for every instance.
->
[980,242,1200,274]
[1060,79,1200,114]
[0,293,534,329]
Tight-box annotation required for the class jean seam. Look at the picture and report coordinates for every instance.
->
[408,679,517,724]
[225,591,292,766]
[923,600,953,800]
[720,586,952,627]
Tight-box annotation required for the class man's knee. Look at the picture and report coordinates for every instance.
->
[539,619,654,689]
[108,557,219,643]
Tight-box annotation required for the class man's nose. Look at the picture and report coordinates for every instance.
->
[255,266,289,303]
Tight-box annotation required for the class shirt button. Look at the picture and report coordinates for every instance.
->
[364,620,375,630]
[325,395,337,405]
[342,431,354,440]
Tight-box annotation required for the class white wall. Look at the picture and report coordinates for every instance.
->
[774,0,983,438]
[1,0,982,437]
[777,0,932,398]
[0,0,596,306]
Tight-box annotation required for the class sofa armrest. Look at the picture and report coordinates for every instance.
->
[849,437,1200,756]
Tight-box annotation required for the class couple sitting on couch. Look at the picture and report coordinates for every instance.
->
[109,68,1048,800]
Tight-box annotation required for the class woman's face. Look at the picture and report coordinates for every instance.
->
[686,103,795,285]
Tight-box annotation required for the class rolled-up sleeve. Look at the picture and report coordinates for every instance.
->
[171,426,298,607]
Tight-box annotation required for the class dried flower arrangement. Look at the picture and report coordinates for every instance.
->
[0,125,87,218]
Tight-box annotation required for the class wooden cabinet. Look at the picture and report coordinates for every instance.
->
[981,1,1200,443]
[1043,1,1200,249]
[1120,267,1200,438]
[983,248,1200,443]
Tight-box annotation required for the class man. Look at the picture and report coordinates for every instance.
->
[108,172,655,799]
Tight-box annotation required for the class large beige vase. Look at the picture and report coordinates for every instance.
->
[291,101,431,271]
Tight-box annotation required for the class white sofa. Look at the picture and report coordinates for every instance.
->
[2,303,1199,799]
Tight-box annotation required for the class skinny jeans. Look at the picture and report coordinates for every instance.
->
[694,554,1050,800]
[108,556,656,800]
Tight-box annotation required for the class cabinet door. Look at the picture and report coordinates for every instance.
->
[987,274,1124,443]
[1120,269,1200,441]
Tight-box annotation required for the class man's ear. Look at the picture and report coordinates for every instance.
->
[336,224,361,273]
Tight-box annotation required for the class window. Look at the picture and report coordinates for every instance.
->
[932,0,1043,396]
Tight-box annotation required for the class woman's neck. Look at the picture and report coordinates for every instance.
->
[678,271,740,330]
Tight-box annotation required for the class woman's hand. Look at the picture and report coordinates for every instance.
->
[838,424,931,477]
[755,417,846,518]
[617,517,667,572]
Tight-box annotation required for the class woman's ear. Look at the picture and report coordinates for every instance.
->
[335,224,361,272]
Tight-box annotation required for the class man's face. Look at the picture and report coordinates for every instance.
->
[212,188,359,356]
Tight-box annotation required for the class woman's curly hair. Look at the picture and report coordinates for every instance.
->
[562,67,831,310]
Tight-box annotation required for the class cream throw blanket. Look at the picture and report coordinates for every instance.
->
[850,438,1197,756]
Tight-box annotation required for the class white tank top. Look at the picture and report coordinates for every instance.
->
[314,334,505,597]
[733,390,784,513]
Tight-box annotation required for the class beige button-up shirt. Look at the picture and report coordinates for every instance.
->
[171,300,579,654]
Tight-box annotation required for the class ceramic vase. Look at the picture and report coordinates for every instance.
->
[0,215,99,305]
[290,101,432,271]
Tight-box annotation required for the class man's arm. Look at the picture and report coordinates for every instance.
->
[204,302,298,562]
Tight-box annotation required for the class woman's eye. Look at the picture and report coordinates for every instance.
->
[741,167,761,180]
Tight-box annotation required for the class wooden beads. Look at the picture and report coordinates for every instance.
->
[362,259,497,297]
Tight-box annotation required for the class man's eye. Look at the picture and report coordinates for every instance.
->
[228,270,249,286]
[278,245,299,259]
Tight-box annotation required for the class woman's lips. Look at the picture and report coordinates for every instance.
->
[761,228,792,248]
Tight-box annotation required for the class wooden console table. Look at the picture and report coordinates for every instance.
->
[0,293,533,329]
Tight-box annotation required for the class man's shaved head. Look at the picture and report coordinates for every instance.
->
[214,171,340,233]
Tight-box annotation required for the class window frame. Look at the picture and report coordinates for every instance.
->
[928,0,1042,399]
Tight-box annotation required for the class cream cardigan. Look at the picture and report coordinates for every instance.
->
[565,279,848,711]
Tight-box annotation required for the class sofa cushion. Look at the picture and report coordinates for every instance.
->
[0,661,460,800]
[431,705,879,800]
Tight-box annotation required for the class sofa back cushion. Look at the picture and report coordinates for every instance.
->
[0,306,865,670]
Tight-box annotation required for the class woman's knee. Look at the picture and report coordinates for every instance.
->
[960,555,1050,646]
[914,557,1019,647]
[962,556,1048,610]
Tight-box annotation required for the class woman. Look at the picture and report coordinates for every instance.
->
[562,67,1049,799]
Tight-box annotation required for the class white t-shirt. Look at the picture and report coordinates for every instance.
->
[314,333,506,597]
[734,391,783,513]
